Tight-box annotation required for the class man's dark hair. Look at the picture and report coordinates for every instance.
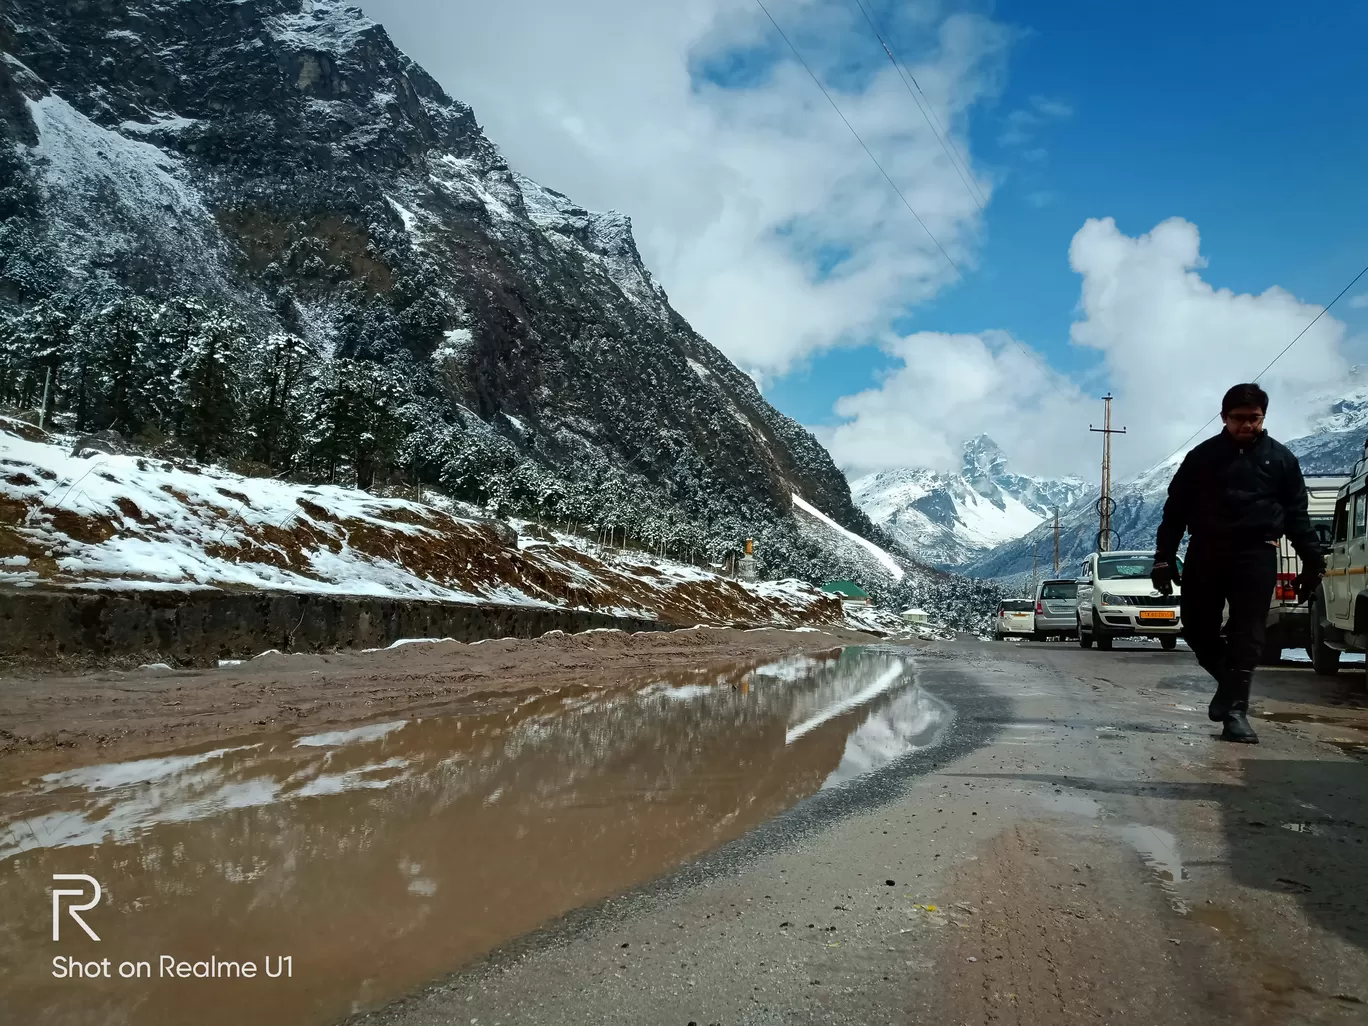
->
[1222,383,1268,415]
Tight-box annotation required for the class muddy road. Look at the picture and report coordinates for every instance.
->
[5,635,1368,1025]
[0,626,876,766]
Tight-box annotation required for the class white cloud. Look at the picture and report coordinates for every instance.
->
[827,217,1351,481]
[997,94,1072,147]
[358,0,1007,377]
[824,330,1090,478]
[1350,292,1368,309]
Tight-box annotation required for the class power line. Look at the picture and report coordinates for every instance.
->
[751,0,965,280]
[847,0,987,211]
[1158,260,1368,466]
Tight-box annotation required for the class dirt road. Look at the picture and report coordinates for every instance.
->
[352,638,1368,1026]
[6,635,1368,1025]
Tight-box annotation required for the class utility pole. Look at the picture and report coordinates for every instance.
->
[1089,394,1126,553]
[1031,540,1039,597]
[1053,506,1060,575]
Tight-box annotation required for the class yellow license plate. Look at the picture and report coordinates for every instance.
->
[1138,610,1176,620]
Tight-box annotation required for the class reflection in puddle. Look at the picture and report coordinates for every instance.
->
[0,647,945,1026]
[1037,790,1102,819]
[1118,823,1188,884]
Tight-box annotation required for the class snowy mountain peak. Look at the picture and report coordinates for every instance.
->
[852,439,1088,569]
[961,434,1008,483]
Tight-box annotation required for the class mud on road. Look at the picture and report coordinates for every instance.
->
[0,625,878,770]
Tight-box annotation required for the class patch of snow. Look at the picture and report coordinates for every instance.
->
[432,154,519,222]
[118,113,197,135]
[23,93,224,289]
[686,358,712,380]
[360,637,455,652]
[386,194,418,234]
[502,412,526,433]
[792,492,904,581]
[266,0,375,52]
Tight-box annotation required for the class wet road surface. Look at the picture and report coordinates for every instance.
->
[1,647,948,1025]
[6,637,1368,1024]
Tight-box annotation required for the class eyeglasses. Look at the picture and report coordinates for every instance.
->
[1225,413,1264,425]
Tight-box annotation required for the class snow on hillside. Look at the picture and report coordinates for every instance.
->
[791,492,904,582]
[0,419,843,628]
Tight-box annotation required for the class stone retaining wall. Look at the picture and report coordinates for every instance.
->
[0,588,672,670]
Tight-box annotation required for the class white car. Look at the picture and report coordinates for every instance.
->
[1076,550,1183,651]
[994,599,1035,640]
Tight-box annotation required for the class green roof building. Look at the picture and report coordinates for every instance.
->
[821,580,870,604]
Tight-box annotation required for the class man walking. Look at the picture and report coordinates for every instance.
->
[1152,383,1325,744]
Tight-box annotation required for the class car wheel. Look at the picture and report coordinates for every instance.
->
[1160,636,1177,651]
[1096,629,1113,651]
[1310,602,1340,677]
[1077,617,1092,649]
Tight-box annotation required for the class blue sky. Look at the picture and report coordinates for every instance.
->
[368,0,1366,478]
[765,0,1368,428]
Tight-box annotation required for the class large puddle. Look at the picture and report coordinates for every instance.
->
[0,646,945,1026]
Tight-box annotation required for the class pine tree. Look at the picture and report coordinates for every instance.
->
[307,358,413,488]
[85,294,157,435]
[176,310,246,461]
[245,331,317,469]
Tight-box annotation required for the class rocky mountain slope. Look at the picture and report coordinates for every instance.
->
[0,0,920,598]
[852,436,1086,568]
[967,379,1368,585]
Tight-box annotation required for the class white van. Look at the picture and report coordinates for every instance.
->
[1261,476,1343,662]
[1310,453,1368,676]
[1076,550,1183,651]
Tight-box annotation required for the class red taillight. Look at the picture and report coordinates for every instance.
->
[1276,572,1297,601]
[1036,601,1043,614]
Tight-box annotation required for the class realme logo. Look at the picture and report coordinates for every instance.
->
[51,875,102,942]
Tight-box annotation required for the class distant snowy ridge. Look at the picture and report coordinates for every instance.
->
[853,436,1086,569]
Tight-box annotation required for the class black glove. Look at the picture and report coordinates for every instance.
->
[1293,558,1325,604]
[1151,559,1181,597]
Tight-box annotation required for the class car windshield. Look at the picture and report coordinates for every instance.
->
[1041,582,1077,599]
[1097,555,1154,579]
[1000,600,1032,612]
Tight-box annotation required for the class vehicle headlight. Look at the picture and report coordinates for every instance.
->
[1100,593,1131,607]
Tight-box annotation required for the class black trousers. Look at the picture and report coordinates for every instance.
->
[1180,541,1278,682]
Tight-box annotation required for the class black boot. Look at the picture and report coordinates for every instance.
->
[1221,669,1259,744]
[1208,679,1232,722]
[1206,660,1231,722]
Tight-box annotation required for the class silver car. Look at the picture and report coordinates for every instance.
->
[1034,579,1079,640]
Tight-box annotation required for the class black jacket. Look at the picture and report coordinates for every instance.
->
[1155,430,1320,564]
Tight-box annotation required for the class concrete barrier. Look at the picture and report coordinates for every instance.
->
[0,588,673,670]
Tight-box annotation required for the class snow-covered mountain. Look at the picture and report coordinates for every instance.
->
[967,378,1368,584]
[851,436,1087,568]
[0,0,927,600]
